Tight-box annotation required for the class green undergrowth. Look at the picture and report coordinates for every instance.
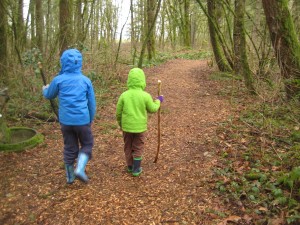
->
[210,71,243,81]
[3,48,121,125]
[214,97,300,224]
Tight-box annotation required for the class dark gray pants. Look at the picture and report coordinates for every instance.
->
[61,124,94,164]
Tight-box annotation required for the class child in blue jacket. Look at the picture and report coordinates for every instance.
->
[43,49,96,184]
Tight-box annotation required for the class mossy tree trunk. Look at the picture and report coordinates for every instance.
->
[262,0,300,99]
[292,0,300,37]
[207,0,232,72]
[164,1,178,49]
[233,0,255,94]
[138,0,162,68]
[183,0,191,47]
[17,0,26,50]
[0,89,10,143]
[147,0,156,61]
[195,0,232,72]
[0,0,8,85]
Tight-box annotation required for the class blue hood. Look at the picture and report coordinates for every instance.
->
[43,48,96,125]
[60,49,82,74]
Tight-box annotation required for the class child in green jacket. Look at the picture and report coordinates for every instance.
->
[116,68,164,176]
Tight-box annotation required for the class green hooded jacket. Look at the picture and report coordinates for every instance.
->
[116,68,161,133]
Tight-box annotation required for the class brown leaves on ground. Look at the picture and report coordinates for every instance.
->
[0,59,247,224]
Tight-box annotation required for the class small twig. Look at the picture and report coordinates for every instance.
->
[271,144,282,161]
[161,220,180,223]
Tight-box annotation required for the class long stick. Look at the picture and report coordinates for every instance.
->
[38,62,59,120]
[154,80,162,163]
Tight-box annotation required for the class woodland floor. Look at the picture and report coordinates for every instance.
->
[0,59,245,224]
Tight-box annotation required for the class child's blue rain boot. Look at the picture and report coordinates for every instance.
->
[65,164,75,184]
[132,157,142,177]
[75,152,89,183]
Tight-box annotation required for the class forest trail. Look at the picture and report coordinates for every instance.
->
[0,59,235,224]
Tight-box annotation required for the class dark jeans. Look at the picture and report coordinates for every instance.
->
[61,123,94,164]
[123,132,145,166]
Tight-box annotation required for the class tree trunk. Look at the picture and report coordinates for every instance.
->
[45,0,51,52]
[138,0,162,68]
[36,0,43,52]
[0,0,8,85]
[207,0,232,72]
[159,0,165,48]
[17,0,25,50]
[130,0,137,65]
[29,0,36,48]
[75,0,82,43]
[233,0,255,94]
[183,0,191,47]
[59,0,73,55]
[262,0,300,99]
[147,0,156,61]
[292,0,300,37]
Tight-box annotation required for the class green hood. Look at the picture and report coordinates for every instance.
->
[127,68,146,90]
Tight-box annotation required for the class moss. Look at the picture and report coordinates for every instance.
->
[0,127,44,152]
[245,173,261,180]
[291,131,300,142]
[291,144,300,151]
[280,0,300,68]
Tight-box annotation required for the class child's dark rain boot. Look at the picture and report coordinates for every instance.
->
[75,152,89,183]
[127,165,133,173]
[65,164,75,184]
[132,157,142,177]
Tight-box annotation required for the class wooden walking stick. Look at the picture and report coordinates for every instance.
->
[154,80,162,163]
[38,62,59,120]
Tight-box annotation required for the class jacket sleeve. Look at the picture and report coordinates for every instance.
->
[116,95,124,128]
[87,82,96,122]
[145,94,160,113]
[43,78,59,100]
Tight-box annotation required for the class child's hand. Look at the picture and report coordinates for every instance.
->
[156,95,164,103]
[42,84,49,90]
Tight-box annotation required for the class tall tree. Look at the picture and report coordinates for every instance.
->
[165,0,178,49]
[292,0,300,36]
[59,0,73,55]
[29,0,36,48]
[17,0,25,49]
[130,0,138,64]
[233,0,255,94]
[0,0,8,85]
[158,0,165,48]
[199,0,232,72]
[183,0,191,47]
[36,0,43,52]
[262,0,300,99]
[147,0,156,61]
[138,0,162,68]
[75,0,83,43]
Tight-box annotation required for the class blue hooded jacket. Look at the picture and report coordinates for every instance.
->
[43,49,96,125]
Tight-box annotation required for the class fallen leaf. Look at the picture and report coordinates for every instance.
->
[217,215,242,225]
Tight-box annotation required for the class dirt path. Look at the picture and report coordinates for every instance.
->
[0,59,233,224]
